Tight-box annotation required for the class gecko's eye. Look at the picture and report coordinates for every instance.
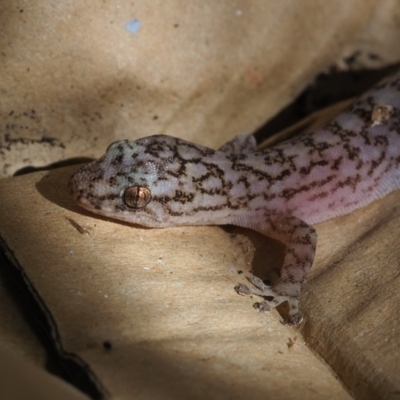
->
[123,186,152,209]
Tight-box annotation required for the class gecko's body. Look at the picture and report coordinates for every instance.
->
[69,71,400,324]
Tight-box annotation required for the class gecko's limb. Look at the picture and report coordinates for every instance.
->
[235,216,317,325]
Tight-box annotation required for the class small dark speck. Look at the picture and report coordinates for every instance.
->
[237,270,243,275]
[8,110,14,116]
[103,341,112,350]
[153,115,158,120]
[368,53,380,61]
[287,336,297,349]
[20,9,24,13]
[173,23,179,28]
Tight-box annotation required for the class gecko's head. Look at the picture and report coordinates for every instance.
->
[69,135,215,227]
[69,136,176,226]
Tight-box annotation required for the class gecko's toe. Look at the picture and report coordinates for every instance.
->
[284,312,303,326]
[234,284,252,295]
[253,301,271,313]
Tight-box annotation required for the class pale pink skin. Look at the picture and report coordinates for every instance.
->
[69,71,400,324]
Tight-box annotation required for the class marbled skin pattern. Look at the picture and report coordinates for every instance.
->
[69,71,400,325]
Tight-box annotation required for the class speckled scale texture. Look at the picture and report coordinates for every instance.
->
[69,70,400,325]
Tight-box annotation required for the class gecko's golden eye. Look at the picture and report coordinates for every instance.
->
[123,186,152,209]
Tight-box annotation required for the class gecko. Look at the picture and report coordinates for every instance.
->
[69,70,400,325]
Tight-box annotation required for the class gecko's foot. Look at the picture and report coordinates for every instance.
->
[284,311,303,326]
[281,303,303,326]
[234,283,253,296]
[235,275,276,297]
[235,276,304,325]
[253,301,271,312]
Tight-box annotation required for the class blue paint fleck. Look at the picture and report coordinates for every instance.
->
[125,19,141,35]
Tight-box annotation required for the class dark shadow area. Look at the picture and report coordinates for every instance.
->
[0,237,107,400]
[14,157,94,176]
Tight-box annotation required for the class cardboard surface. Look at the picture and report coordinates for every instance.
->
[301,192,400,399]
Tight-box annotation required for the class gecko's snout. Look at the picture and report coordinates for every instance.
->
[68,166,86,204]
[68,162,99,207]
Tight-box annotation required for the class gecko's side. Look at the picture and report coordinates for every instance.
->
[69,71,400,325]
